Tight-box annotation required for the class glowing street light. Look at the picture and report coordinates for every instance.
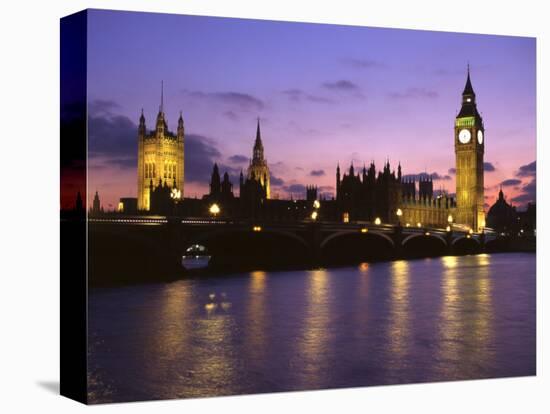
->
[311,211,318,221]
[209,203,220,217]
[252,225,262,232]
[360,228,368,233]
[447,214,453,224]
[313,200,321,209]
[170,188,182,200]
[446,225,451,232]
[374,217,382,225]
[395,208,403,227]
[417,222,422,228]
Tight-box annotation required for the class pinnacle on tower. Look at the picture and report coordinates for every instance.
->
[159,80,164,113]
[255,117,262,146]
[462,65,475,97]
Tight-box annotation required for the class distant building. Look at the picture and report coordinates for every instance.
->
[306,185,318,202]
[117,197,138,215]
[335,161,455,227]
[75,191,84,213]
[486,188,520,234]
[137,83,184,211]
[91,191,101,214]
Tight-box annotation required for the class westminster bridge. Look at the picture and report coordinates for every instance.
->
[82,215,525,284]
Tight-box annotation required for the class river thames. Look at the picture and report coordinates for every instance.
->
[88,252,535,403]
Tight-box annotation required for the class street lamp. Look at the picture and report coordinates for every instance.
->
[374,217,382,225]
[447,214,453,224]
[313,200,320,209]
[170,188,182,201]
[396,208,403,227]
[311,211,318,221]
[209,203,220,218]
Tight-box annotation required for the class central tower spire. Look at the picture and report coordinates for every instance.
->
[160,80,164,113]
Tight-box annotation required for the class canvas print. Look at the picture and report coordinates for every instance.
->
[60,9,536,404]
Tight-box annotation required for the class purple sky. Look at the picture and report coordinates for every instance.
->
[86,9,536,211]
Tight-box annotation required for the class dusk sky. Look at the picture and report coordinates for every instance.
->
[85,9,536,211]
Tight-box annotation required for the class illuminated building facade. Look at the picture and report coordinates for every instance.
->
[454,67,485,231]
[246,119,270,199]
[137,84,184,211]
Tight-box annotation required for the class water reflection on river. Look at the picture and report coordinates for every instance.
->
[88,253,535,403]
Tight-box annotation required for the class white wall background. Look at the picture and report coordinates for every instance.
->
[0,0,546,412]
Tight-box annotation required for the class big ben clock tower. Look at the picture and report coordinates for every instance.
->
[454,66,485,232]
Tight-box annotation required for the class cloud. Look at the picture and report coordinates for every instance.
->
[88,99,121,115]
[282,89,334,104]
[309,169,326,177]
[484,162,496,172]
[88,105,137,161]
[223,110,239,121]
[183,89,265,111]
[341,58,385,69]
[501,178,522,187]
[448,168,456,175]
[322,80,360,92]
[270,175,285,186]
[516,160,536,177]
[511,178,536,207]
[228,154,249,164]
[284,183,306,195]
[185,134,222,183]
[389,87,438,100]
[403,172,451,181]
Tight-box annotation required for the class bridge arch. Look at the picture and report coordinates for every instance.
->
[401,232,448,258]
[319,230,395,265]
[192,227,312,269]
[451,235,481,246]
[451,235,482,255]
[402,233,448,247]
[320,230,395,250]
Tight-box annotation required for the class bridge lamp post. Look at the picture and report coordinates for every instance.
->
[170,188,182,216]
[209,203,220,218]
[313,200,321,209]
[374,217,382,225]
[396,208,403,226]
[311,211,318,221]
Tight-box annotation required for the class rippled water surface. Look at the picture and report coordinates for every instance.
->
[88,253,536,403]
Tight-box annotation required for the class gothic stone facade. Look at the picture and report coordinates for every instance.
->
[137,89,184,211]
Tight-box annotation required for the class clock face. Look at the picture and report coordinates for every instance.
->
[477,130,484,144]
[458,129,471,144]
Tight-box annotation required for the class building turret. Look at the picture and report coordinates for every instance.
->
[177,111,184,139]
[246,118,271,198]
[155,81,167,136]
[92,191,101,214]
[210,163,221,196]
[336,163,341,193]
[253,118,264,161]
[138,109,146,137]
[397,162,402,182]
[75,191,83,212]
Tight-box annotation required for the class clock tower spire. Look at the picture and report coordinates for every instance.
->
[454,66,485,232]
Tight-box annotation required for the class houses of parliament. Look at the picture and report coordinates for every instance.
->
[129,69,486,232]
